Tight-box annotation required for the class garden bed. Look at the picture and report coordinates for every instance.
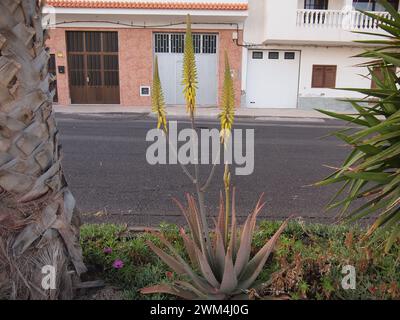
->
[79,221,399,300]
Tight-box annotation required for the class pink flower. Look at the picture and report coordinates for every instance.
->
[103,247,113,254]
[112,259,124,269]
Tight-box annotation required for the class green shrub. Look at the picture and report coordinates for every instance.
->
[316,0,400,252]
[80,221,399,300]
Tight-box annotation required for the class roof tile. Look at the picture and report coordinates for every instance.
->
[47,1,248,10]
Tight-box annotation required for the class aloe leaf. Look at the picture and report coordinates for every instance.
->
[237,219,289,291]
[213,218,226,281]
[140,284,198,300]
[219,244,238,294]
[182,230,220,289]
[180,228,199,269]
[146,240,187,275]
[174,281,210,299]
[152,234,215,294]
[234,197,266,276]
[173,196,200,247]
[229,188,238,260]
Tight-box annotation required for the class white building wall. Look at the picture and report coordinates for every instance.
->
[242,0,381,110]
[298,46,370,110]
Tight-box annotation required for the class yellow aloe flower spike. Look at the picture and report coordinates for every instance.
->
[219,51,235,144]
[152,56,168,133]
[182,14,198,117]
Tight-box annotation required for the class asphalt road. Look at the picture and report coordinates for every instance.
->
[57,113,352,226]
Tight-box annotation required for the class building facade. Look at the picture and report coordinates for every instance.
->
[242,0,399,110]
[45,0,399,110]
[45,0,247,107]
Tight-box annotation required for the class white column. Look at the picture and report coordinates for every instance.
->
[345,0,353,10]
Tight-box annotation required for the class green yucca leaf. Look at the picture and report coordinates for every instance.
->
[317,13,400,250]
[343,171,394,183]
[315,109,369,126]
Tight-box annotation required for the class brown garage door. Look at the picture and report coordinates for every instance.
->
[67,31,120,104]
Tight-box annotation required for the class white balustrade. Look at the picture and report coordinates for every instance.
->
[296,9,391,30]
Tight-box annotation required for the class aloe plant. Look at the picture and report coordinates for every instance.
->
[316,0,400,252]
[141,190,288,299]
[151,56,167,133]
[144,15,288,299]
[220,51,235,144]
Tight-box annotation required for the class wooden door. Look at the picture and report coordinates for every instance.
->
[67,31,120,104]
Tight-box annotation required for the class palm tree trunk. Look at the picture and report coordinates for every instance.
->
[0,0,86,299]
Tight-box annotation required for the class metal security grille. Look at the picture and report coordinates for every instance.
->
[192,34,201,54]
[155,34,169,53]
[154,33,217,54]
[171,34,185,53]
[154,32,218,106]
[202,35,217,54]
[67,31,120,104]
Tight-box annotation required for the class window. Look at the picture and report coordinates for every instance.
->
[140,86,151,96]
[155,34,169,53]
[103,32,119,52]
[154,33,217,54]
[352,0,399,11]
[304,0,329,9]
[371,66,396,89]
[85,32,101,52]
[252,51,263,59]
[268,52,279,59]
[171,34,185,53]
[202,35,217,54]
[285,52,296,60]
[312,65,337,88]
[192,34,201,54]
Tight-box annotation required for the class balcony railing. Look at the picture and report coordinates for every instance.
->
[296,9,391,30]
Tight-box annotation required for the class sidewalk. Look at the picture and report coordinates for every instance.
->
[54,105,333,121]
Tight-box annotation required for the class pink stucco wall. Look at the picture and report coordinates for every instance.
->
[47,27,243,107]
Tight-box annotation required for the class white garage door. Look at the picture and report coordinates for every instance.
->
[246,50,300,108]
[154,33,218,106]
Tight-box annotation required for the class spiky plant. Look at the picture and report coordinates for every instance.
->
[141,190,288,300]
[316,0,400,252]
[0,0,86,299]
[182,14,198,117]
[152,56,167,133]
[145,15,287,300]
[219,52,235,144]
